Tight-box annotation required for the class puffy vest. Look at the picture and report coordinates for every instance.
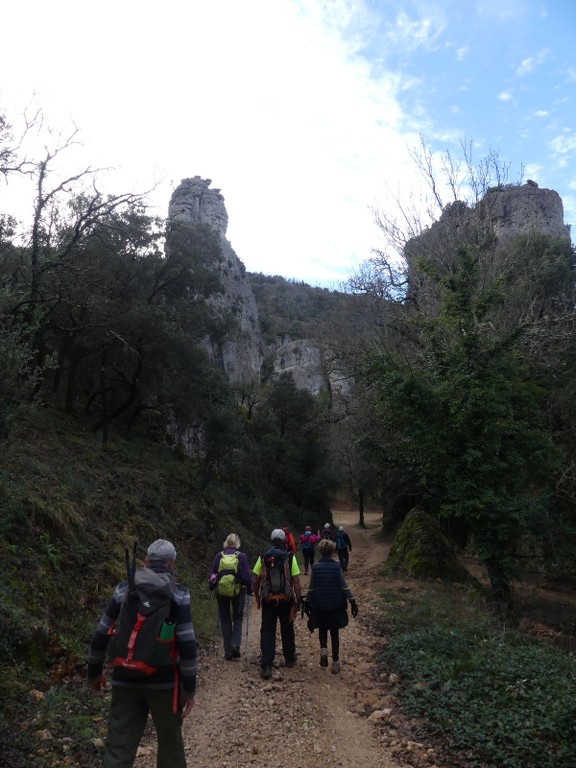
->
[310,559,346,612]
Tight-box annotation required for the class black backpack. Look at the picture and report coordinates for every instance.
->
[107,544,177,677]
[260,549,293,603]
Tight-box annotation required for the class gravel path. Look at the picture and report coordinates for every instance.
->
[133,511,431,768]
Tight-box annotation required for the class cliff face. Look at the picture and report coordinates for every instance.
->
[272,339,350,399]
[168,177,262,383]
[480,182,571,245]
[405,183,572,310]
[166,179,571,400]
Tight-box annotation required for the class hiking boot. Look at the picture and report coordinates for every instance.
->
[284,657,296,668]
[261,664,272,679]
[224,652,233,660]
[320,648,328,667]
[231,646,241,659]
[331,660,341,674]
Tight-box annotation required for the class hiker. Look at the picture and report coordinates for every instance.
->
[320,522,333,540]
[87,539,197,768]
[282,525,297,553]
[304,538,358,674]
[299,525,320,575]
[209,532,253,660]
[335,524,353,571]
[252,528,302,679]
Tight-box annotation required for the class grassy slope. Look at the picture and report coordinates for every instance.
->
[0,405,265,767]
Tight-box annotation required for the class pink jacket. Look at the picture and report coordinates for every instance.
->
[300,531,320,548]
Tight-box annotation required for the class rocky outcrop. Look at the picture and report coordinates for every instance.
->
[168,177,262,383]
[384,506,480,585]
[480,182,571,245]
[405,183,572,310]
[272,338,351,400]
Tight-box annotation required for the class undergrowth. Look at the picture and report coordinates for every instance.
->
[377,584,576,768]
[0,408,265,767]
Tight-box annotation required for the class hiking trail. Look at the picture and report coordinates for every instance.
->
[133,510,433,768]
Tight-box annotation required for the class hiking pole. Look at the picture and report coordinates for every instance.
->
[244,594,251,661]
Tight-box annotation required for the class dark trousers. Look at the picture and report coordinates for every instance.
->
[217,592,245,655]
[319,626,340,661]
[260,600,295,666]
[103,686,185,768]
[337,548,349,571]
[302,549,315,572]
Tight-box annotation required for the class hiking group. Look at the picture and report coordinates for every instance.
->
[88,524,358,767]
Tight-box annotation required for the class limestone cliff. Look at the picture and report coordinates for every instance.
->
[480,182,570,245]
[168,177,262,383]
[271,338,351,401]
[405,182,572,310]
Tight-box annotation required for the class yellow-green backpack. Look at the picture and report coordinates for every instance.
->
[216,551,241,597]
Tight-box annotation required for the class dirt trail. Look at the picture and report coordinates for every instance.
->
[134,511,409,768]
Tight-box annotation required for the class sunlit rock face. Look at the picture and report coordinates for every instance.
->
[405,183,572,311]
[169,176,229,234]
[168,176,262,384]
[482,183,571,245]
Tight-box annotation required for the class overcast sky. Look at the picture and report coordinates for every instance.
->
[1,0,575,287]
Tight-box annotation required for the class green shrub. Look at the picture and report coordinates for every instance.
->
[378,586,576,767]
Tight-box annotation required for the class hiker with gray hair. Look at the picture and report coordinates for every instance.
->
[87,538,197,768]
[252,528,302,679]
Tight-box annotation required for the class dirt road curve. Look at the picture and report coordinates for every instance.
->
[134,511,413,768]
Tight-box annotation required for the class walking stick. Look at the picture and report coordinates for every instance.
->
[244,593,251,661]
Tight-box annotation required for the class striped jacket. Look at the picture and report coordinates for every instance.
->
[87,565,197,695]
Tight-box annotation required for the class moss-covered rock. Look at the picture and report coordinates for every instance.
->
[384,506,477,585]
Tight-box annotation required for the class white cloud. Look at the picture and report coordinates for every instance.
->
[524,163,543,179]
[497,91,514,102]
[0,0,429,287]
[515,49,549,76]
[388,10,445,53]
[534,110,549,117]
[456,46,469,61]
[550,132,576,157]
[516,58,535,75]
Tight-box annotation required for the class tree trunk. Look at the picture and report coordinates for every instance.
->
[485,557,513,619]
[99,365,108,448]
[358,487,366,528]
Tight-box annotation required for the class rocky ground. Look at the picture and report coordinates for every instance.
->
[133,511,438,768]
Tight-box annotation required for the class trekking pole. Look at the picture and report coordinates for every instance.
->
[244,593,251,661]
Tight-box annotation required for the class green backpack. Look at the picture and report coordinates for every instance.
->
[216,551,241,597]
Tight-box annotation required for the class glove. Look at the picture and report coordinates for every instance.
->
[350,599,358,618]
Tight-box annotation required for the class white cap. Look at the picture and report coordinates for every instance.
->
[324,523,331,529]
[271,528,286,541]
[339,526,344,531]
